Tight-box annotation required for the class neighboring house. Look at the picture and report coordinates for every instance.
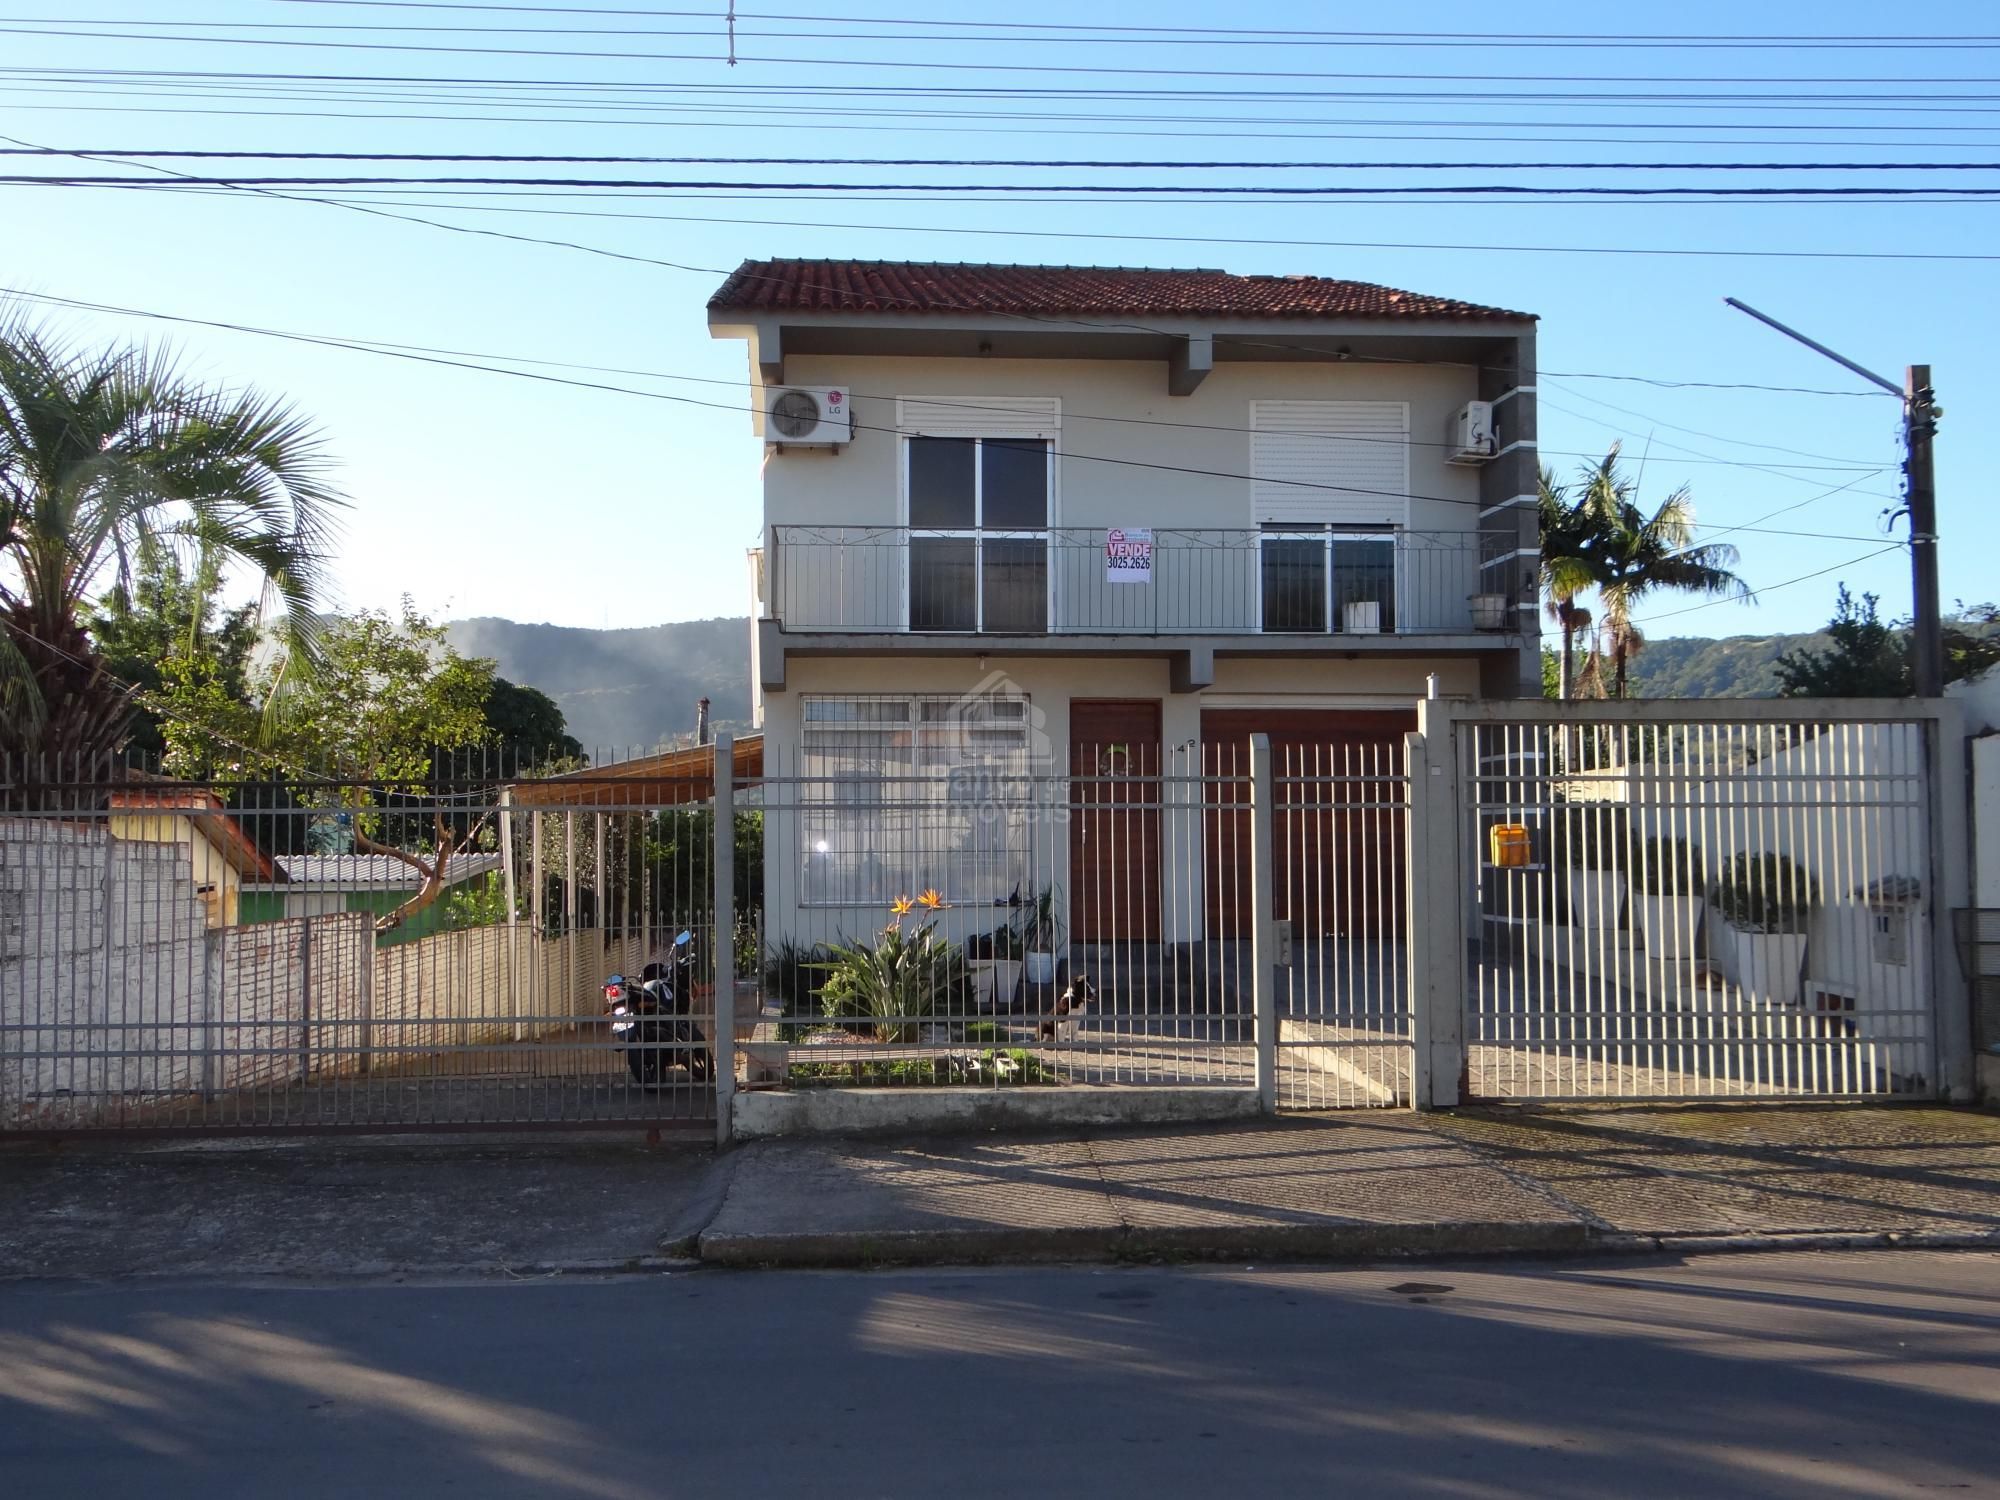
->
[709,258,1540,946]
[240,853,502,947]
[107,787,282,929]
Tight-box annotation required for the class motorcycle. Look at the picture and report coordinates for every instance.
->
[603,930,712,1087]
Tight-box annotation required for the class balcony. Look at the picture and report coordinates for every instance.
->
[764,526,1526,638]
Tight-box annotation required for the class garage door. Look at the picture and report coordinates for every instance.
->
[1202,709,1416,939]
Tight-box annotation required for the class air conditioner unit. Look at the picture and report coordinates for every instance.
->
[1445,400,1497,465]
[763,386,853,447]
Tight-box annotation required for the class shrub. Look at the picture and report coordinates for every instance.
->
[1634,836,1700,896]
[763,938,831,1014]
[817,916,972,1043]
[1709,852,1819,935]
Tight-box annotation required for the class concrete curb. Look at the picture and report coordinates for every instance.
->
[691,1223,2000,1270]
[695,1219,1594,1268]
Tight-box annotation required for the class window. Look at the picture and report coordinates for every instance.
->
[1259,528,1398,633]
[906,436,1051,632]
[1872,907,1911,967]
[801,692,1036,906]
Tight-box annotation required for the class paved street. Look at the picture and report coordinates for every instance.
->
[1,1250,1994,1499]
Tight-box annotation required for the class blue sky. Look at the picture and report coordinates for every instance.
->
[3,1,1992,637]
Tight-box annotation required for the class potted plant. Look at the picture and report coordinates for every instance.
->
[1708,852,1817,1009]
[816,891,973,1043]
[1632,834,1703,960]
[1014,885,1064,987]
[1562,806,1625,930]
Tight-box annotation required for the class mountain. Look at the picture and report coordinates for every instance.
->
[1622,630,1829,699]
[446,616,752,754]
[447,613,1830,748]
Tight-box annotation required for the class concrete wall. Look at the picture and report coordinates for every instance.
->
[105,811,244,927]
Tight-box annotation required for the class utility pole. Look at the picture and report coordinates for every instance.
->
[1724,298,1944,697]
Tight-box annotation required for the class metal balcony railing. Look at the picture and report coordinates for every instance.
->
[765,526,1525,637]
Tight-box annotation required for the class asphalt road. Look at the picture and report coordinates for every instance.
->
[1,1250,1995,1499]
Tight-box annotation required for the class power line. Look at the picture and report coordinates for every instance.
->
[1631,543,1906,624]
[15,22,2000,87]
[0,283,1899,533]
[16,173,2000,196]
[1539,380,1888,464]
[0,139,1914,476]
[85,180,1989,271]
[7,147,1999,170]
[249,4,2000,52]
[40,9,2000,51]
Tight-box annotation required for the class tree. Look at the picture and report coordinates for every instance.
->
[1776,587,1910,697]
[161,600,498,933]
[1573,446,1751,697]
[1778,588,2000,698]
[83,541,257,763]
[1538,464,1609,701]
[0,321,341,780]
[481,676,582,767]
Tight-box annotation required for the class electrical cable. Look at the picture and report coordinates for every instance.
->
[0,283,1899,527]
[1630,543,1906,623]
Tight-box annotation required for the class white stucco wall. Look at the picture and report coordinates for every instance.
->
[761,354,1483,534]
[755,652,1462,955]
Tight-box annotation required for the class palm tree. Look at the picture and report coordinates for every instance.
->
[0,320,343,778]
[1538,464,1608,700]
[1574,445,1750,697]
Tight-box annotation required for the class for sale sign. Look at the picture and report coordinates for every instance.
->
[1105,527,1154,584]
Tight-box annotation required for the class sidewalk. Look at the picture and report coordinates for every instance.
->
[680,1105,2000,1266]
[2,1106,1995,1281]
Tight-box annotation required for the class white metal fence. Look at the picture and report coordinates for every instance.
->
[1439,702,1956,1103]
[0,698,1974,1138]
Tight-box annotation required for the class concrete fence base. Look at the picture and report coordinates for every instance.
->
[731,1085,1261,1141]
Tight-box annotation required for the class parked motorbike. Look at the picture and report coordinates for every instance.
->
[603,930,712,1086]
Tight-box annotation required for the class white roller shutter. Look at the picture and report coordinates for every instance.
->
[1250,400,1409,527]
[897,395,1060,439]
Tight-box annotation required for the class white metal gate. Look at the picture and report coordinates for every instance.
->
[1451,706,1947,1101]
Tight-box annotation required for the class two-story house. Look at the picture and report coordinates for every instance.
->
[710,259,1538,954]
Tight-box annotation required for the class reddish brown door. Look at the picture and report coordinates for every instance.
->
[1202,709,1416,939]
[1069,700,1162,942]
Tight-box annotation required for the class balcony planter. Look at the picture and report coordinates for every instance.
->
[1560,806,1625,930]
[1633,835,1703,961]
[1469,592,1512,632]
[1709,852,1817,1009]
[1341,600,1382,635]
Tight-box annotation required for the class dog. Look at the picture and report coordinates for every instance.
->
[1038,974,1097,1044]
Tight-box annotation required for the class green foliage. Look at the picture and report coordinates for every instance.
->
[84,542,257,763]
[1634,835,1699,896]
[646,807,763,930]
[1710,852,1819,935]
[0,318,342,769]
[763,937,831,1014]
[1540,646,1561,700]
[816,915,973,1043]
[1538,445,1750,698]
[1777,587,2000,699]
[788,1046,1060,1089]
[1776,587,1910,698]
[442,871,511,930]
[481,676,582,765]
[161,598,493,784]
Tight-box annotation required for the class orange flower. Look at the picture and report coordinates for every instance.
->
[916,888,948,910]
[889,895,914,915]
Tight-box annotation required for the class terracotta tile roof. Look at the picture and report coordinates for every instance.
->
[708,259,1532,322]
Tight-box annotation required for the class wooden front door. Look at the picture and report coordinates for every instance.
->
[1202,709,1416,939]
[1069,700,1162,942]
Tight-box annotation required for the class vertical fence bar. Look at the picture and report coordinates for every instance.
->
[712,732,737,1146]
[1249,733,1277,1112]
